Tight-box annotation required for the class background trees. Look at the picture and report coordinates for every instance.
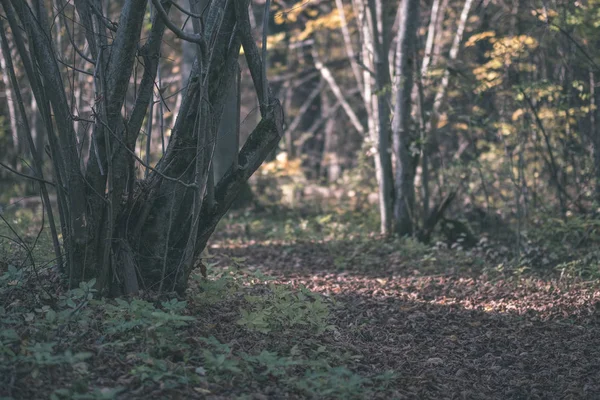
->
[2,0,600,286]
[257,0,600,239]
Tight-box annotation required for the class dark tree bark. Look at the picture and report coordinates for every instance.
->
[2,0,283,295]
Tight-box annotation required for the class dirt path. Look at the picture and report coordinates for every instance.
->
[216,239,600,399]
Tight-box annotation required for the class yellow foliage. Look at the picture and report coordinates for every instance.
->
[496,122,515,136]
[437,115,448,129]
[537,107,556,120]
[294,6,354,42]
[468,15,480,24]
[274,12,292,25]
[465,31,496,47]
[267,32,286,48]
[305,8,319,17]
[260,152,303,177]
[512,109,525,121]
[453,123,469,131]
[274,0,313,24]
[489,35,538,63]
[472,65,502,91]
[425,67,447,79]
[517,63,537,72]
[531,7,559,21]
[479,143,503,164]
[472,35,538,93]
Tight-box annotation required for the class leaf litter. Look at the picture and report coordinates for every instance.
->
[2,210,600,399]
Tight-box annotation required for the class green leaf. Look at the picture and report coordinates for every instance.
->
[46,309,57,322]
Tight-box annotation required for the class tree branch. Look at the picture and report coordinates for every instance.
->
[150,0,208,50]
[104,0,150,122]
[0,161,56,186]
[234,0,269,116]
[127,1,171,147]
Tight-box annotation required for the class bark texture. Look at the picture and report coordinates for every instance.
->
[3,0,283,294]
[392,0,420,236]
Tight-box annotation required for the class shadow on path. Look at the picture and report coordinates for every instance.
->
[213,239,600,399]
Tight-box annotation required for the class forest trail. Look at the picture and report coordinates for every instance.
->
[216,238,600,399]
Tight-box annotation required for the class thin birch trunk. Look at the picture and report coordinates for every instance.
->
[421,0,442,77]
[430,0,450,75]
[368,0,394,235]
[418,0,473,228]
[312,49,364,135]
[391,0,420,236]
[321,90,341,182]
[426,0,473,138]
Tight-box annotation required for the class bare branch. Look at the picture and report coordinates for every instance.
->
[0,161,56,187]
[170,1,203,18]
[312,47,365,135]
[150,0,208,51]
[9,0,88,243]
[127,1,172,147]
[335,0,364,97]
[234,0,269,116]
[104,0,149,121]
[286,80,326,135]
[98,116,200,189]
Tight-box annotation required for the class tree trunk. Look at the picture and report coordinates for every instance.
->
[0,36,20,165]
[391,0,420,236]
[418,0,473,232]
[213,63,241,182]
[368,0,394,235]
[352,0,393,235]
[591,72,600,204]
[5,0,283,295]
[321,91,341,182]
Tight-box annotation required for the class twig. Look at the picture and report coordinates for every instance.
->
[0,161,56,186]
[0,214,56,302]
[94,115,199,189]
[150,0,208,52]
[170,1,203,18]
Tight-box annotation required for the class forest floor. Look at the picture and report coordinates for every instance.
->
[210,208,600,399]
[1,205,600,399]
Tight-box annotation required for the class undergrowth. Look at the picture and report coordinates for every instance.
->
[2,205,600,398]
[0,257,393,399]
[214,205,600,281]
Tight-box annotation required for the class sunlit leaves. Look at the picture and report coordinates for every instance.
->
[530,7,559,22]
[273,2,355,45]
[453,122,470,131]
[260,152,303,177]
[295,6,354,42]
[495,122,516,136]
[465,30,496,47]
[274,0,314,25]
[511,109,525,121]
[471,35,538,93]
